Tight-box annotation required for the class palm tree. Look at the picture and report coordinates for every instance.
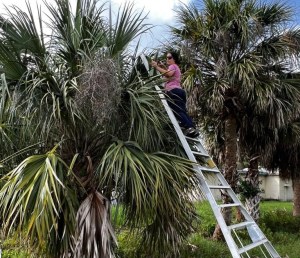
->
[237,68,300,221]
[170,0,300,238]
[0,0,200,257]
[265,113,300,216]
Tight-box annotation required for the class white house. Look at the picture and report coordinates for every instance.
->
[259,172,293,201]
[240,168,293,201]
[206,168,293,201]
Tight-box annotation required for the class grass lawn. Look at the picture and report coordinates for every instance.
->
[187,200,300,258]
[117,201,300,258]
[2,201,300,258]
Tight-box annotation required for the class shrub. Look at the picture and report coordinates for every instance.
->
[261,209,300,233]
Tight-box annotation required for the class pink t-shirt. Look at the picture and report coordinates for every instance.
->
[165,64,182,91]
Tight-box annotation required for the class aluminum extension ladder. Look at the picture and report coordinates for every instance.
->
[155,85,281,258]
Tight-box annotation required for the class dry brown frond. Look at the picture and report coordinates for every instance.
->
[74,191,117,258]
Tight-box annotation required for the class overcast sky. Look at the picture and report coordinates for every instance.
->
[0,0,190,51]
[0,0,299,51]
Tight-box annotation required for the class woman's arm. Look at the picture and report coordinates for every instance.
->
[150,61,175,77]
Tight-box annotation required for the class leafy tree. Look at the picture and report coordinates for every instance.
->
[0,0,200,257]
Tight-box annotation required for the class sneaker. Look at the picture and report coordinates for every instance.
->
[184,127,200,138]
[178,122,185,130]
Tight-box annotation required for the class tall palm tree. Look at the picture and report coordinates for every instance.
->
[237,69,300,221]
[0,0,200,257]
[170,0,300,238]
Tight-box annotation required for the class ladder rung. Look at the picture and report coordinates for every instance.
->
[238,239,268,254]
[191,151,210,157]
[228,221,255,230]
[219,203,241,208]
[208,185,230,189]
[185,136,201,142]
[198,166,219,173]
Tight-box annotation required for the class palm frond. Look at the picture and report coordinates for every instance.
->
[0,2,46,80]
[0,145,77,254]
[256,2,293,26]
[45,0,107,76]
[124,83,169,151]
[9,65,83,143]
[0,74,14,156]
[98,140,201,254]
[0,42,26,80]
[0,74,41,169]
[108,2,151,57]
[3,2,46,55]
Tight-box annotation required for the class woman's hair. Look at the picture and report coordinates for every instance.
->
[168,51,181,64]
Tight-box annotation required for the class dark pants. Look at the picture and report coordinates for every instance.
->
[166,88,194,128]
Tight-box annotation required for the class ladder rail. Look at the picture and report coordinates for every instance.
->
[155,85,241,257]
[154,84,281,258]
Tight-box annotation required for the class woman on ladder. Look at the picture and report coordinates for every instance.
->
[151,51,199,138]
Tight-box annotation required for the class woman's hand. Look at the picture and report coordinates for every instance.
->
[150,60,173,77]
[150,60,158,68]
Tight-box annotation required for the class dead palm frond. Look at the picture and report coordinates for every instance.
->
[74,191,117,258]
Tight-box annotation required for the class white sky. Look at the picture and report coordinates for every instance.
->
[111,0,190,22]
[0,0,191,50]
[111,0,191,50]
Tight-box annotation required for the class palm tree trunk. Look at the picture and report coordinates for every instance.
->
[236,138,243,222]
[213,114,238,239]
[293,175,300,216]
[245,155,260,222]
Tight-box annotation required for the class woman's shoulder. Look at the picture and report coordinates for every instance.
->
[169,64,180,71]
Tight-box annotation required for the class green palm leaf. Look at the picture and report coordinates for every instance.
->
[0,2,46,80]
[98,140,200,254]
[45,0,107,75]
[0,145,78,254]
[107,2,151,57]
[0,74,14,156]
[125,83,168,151]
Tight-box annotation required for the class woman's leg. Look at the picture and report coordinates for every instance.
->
[166,88,195,129]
